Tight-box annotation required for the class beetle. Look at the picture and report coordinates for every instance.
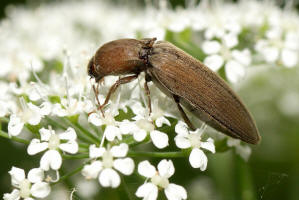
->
[87,38,261,144]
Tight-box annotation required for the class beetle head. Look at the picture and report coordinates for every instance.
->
[87,56,103,82]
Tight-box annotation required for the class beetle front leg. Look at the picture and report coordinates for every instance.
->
[99,74,139,116]
[144,72,152,115]
[173,95,196,131]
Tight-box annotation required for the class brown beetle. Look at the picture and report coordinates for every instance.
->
[88,38,261,144]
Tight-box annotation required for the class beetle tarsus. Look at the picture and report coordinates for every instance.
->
[173,95,196,131]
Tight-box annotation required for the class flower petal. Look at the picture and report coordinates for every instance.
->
[138,160,156,178]
[157,160,175,178]
[165,183,187,200]
[204,54,224,71]
[31,182,51,198]
[27,168,44,183]
[3,189,20,200]
[133,129,147,142]
[8,114,24,137]
[119,120,138,134]
[225,60,245,83]
[174,135,191,149]
[175,121,189,137]
[39,128,53,141]
[223,33,238,48]
[201,138,215,153]
[202,40,221,55]
[155,116,171,127]
[232,49,251,66]
[189,148,207,171]
[27,139,48,155]
[263,47,279,63]
[9,167,25,187]
[59,127,77,140]
[59,140,78,154]
[39,102,52,116]
[281,49,298,68]
[105,125,122,142]
[88,113,103,126]
[82,161,102,179]
[135,183,158,200]
[113,158,135,175]
[98,168,120,188]
[150,130,169,149]
[40,150,62,171]
[89,144,105,159]
[110,143,128,157]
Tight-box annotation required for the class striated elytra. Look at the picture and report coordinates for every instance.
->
[88,38,261,144]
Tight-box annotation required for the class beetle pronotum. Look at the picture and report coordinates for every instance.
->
[87,38,261,144]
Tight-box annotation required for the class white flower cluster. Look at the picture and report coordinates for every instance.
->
[1,0,298,199]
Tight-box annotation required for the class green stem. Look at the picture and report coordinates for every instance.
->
[71,120,100,145]
[51,164,85,186]
[0,117,9,123]
[46,116,94,144]
[128,151,188,158]
[63,118,100,145]
[0,130,30,145]
[62,154,89,160]
[120,175,135,200]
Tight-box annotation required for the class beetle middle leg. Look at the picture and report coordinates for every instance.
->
[98,74,139,116]
[144,72,152,115]
[173,94,196,131]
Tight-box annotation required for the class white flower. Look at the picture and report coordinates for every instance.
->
[81,143,134,188]
[3,167,50,200]
[255,29,299,68]
[174,121,215,170]
[27,127,78,171]
[136,160,187,200]
[52,97,84,117]
[8,98,51,137]
[88,112,122,142]
[202,34,251,83]
[227,138,251,161]
[119,119,169,149]
[132,98,171,128]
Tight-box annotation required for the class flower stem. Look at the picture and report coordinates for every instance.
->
[70,120,100,145]
[46,116,95,144]
[120,175,135,200]
[128,151,188,158]
[63,118,100,145]
[62,154,89,160]
[0,117,9,123]
[0,130,30,145]
[51,164,85,186]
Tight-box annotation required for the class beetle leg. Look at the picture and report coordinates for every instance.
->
[173,95,196,131]
[99,74,139,116]
[144,72,152,115]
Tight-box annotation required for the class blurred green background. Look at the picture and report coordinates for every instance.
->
[0,0,299,200]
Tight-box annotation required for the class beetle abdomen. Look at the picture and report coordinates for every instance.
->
[149,41,260,144]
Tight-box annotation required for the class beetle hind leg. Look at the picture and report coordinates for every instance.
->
[173,94,196,131]
[144,72,152,115]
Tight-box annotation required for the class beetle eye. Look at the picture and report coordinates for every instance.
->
[87,57,96,78]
